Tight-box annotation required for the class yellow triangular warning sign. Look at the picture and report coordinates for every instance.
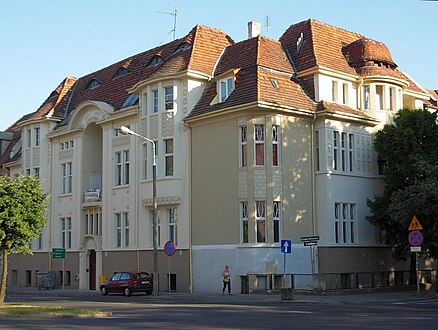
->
[408,215,423,231]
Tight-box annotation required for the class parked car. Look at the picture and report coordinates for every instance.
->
[100,271,153,296]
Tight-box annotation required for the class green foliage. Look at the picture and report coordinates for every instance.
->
[368,107,438,259]
[0,175,48,254]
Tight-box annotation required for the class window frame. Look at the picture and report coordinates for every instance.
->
[254,124,265,166]
[219,77,234,102]
[164,86,174,111]
[255,201,266,243]
[61,162,72,194]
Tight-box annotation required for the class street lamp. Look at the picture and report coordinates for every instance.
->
[120,126,158,296]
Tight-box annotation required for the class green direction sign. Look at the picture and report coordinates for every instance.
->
[52,248,66,259]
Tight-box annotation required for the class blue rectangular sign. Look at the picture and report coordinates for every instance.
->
[281,239,292,254]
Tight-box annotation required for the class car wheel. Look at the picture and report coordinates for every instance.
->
[146,290,153,296]
[101,286,108,296]
[124,287,131,297]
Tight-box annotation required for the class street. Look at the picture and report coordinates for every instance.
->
[2,289,438,329]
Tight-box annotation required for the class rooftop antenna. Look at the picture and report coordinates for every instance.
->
[156,5,178,41]
[265,16,270,35]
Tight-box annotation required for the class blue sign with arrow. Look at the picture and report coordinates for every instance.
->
[281,239,292,254]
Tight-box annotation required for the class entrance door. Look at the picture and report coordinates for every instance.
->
[88,250,96,290]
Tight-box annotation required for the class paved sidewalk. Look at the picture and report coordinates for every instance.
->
[6,287,436,305]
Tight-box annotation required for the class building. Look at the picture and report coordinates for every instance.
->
[1,19,435,293]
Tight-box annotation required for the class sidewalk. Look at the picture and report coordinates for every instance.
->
[6,287,436,305]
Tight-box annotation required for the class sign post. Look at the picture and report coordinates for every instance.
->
[52,248,66,290]
[408,216,423,296]
[300,236,320,280]
[164,240,176,292]
[280,240,292,288]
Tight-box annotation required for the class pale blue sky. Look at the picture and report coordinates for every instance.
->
[1,0,437,130]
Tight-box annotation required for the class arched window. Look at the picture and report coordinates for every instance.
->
[86,79,100,90]
[147,55,164,67]
[113,67,129,79]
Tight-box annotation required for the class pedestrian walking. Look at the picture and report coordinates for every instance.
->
[222,265,231,295]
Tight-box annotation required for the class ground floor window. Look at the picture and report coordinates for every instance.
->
[334,202,356,244]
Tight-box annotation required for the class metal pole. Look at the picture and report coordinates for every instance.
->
[168,256,171,293]
[416,252,419,296]
[62,259,65,290]
[283,252,286,288]
[152,151,159,296]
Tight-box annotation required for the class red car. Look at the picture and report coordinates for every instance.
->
[100,271,153,296]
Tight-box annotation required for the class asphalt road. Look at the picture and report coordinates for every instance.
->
[2,290,438,329]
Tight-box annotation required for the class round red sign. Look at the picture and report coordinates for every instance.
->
[164,240,176,256]
[408,230,423,247]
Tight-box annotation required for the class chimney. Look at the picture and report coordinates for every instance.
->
[247,21,261,39]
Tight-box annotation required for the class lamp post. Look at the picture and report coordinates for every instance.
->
[120,126,158,296]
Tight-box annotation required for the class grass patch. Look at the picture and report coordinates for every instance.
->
[0,304,103,317]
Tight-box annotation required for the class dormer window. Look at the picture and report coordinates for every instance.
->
[147,55,164,67]
[113,67,129,79]
[87,79,100,90]
[219,77,234,102]
[173,42,191,54]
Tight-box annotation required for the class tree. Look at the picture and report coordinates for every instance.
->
[368,107,438,261]
[0,175,47,305]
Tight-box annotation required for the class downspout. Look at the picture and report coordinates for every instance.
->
[310,110,318,287]
[188,122,193,293]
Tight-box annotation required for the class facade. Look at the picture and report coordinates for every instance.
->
[0,19,436,293]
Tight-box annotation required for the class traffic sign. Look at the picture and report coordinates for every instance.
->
[164,240,176,256]
[408,216,423,231]
[304,241,318,246]
[52,248,66,259]
[410,246,421,252]
[281,239,292,254]
[408,230,424,246]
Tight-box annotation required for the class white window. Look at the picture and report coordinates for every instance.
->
[255,201,266,243]
[334,203,355,244]
[389,87,396,111]
[273,201,281,243]
[168,208,177,244]
[85,209,101,235]
[165,139,173,176]
[255,124,265,166]
[220,77,234,102]
[331,80,338,102]
[115,150,129,185]
[61,162,72,194]
[34,127,40,147]
[116,212,129,247]
[376,85,384,110]
[61,217,72,249]
[164,86,174,110]
[240,201,248,243]
[272,125,279,166]
[27,129,31,148]
[333,131,354,173]
[152,89,158,113]
[240,126,247,167]
[342,83,348,105]
[151,209,161,247]
[143,144,148,180]
[363,85,370,109]
[356,135,372,173]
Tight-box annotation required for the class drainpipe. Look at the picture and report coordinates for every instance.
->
[310,111,318,288]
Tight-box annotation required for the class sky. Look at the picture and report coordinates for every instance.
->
[0,0,437,131]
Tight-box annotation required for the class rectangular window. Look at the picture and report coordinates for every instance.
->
[273,201,280,243]
[61,162,72,194]
[240,126,247,167]
[115,150,129,185]
[61,217,72,249]
[84,209,101,236]
[27,129,31,148]
[115,212,129,247]
[333,131,339,171]
[143,144,148,180]
[348,134,354,172]
[240,201,248,243]
[168,208,177,244]
[34,167,40,179]
[220,77,234,102]
[341,132,346,171]
[165,139,174,176]
[255,124,265,166]
[363,85,370,109]
[272,125,279,166]
[315,130,320,171]
[389,87,396,111]
[153,89,158,113]
[331,80,338,102]
[376,85,384,110]
[142,92,147,116]
[255,201,266,243]
[342,83,348,105]
[164,86,174,110]
[334,203,355,244]
[34,127,40,147]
